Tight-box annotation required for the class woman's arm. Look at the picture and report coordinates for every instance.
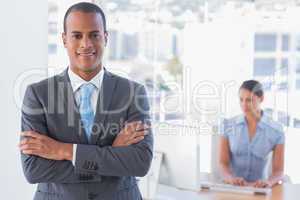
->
[268,144,285,186]
[253,144,285,188]
[219,136,246,186]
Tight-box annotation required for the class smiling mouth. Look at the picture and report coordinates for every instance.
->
[77,52,96,57]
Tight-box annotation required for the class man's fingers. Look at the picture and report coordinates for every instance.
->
[22,149,41,156]
[128,130,148,140]
[21,131,44,139]
[134,122,151,131]
[19,143,43,153]
[113,123,150,147]
[134,130,148,137]
[127,136,145,145]
[19,143,42,151]
[124,121,151,133]
[125,121,142,132]
[132,121,144,131]
[19,137,41,145]
[136,124,151,131]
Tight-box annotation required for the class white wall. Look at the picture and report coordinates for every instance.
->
[0,0,48,199]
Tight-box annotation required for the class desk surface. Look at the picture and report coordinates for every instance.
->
[155,184,299,200]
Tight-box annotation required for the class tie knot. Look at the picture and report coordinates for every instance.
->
[80,83,95,100]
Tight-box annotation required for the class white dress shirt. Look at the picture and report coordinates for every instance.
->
[67,67,104,165]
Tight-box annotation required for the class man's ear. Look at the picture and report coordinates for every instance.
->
[62,32,67,48]
[259,95,264,103]
[104,31,108,46]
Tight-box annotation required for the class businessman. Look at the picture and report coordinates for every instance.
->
[19,2,153,200]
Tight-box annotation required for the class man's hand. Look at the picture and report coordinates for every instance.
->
[112,121,150,147]
[19,131,73,161]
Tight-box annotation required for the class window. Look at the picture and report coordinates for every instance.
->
[280,58,289,75]
[254,33,276,52]
[278,111,290,127]
[253,58,276,76]
[295,59,300,74]
[296,79,300,90]
[48,22,58,35]
[296,34,300,51]
[294,118,300,128]
[48,44,57,54]
[277,82,288,91]
[264,108,274,117]
[172,34,178,57]
[121,33,139,60]
[281,34,290,52]
[108,30,118,60]
[262,81,273,91]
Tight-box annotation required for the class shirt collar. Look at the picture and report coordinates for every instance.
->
[67,67,104,92]
[258,111,268,129]
[237,111,267,129]
[236,115,246,125]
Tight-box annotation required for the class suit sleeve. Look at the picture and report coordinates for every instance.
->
[20,85,102,184]
[75,84,153,177]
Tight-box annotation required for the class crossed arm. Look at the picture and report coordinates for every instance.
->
[19,85,153,184]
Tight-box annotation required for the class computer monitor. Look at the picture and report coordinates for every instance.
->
[153,121,203,190]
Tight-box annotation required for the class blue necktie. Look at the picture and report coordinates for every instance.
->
[79,83,95,142]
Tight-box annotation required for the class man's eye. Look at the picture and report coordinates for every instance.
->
[91,34,99,38]
[72,34,81,39]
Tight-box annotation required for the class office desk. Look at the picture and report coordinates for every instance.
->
[154,184,299,200]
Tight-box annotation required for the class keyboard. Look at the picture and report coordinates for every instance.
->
[199,181,272,195]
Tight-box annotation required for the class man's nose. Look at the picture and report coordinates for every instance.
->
[80,36,93,49]
[241,101,247,108]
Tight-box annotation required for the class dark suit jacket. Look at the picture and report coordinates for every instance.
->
[20,69,153,200]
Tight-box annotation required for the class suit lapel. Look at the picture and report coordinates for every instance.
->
[58,69,89,144]
[90,71,117,145]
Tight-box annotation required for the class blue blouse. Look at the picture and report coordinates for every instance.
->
[221,114,285,182]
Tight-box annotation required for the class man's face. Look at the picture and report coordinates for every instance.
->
[62,11,107,72]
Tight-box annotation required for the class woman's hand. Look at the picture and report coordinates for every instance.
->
[251,180,272,188]
[224,176,247,186]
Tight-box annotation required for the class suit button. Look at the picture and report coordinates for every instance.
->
[89,163,94,170]
[83,161,89,169]
[94,163,98,170]
[87,161,93,170]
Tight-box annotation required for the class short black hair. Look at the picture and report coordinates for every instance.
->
[63,2,107,33]
[240,80,264,97]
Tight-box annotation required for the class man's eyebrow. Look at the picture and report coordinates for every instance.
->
[71,31,82,34]
[90,31,101,34]
[70,31,100,34]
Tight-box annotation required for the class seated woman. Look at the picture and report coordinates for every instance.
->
[219,80,285,188]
